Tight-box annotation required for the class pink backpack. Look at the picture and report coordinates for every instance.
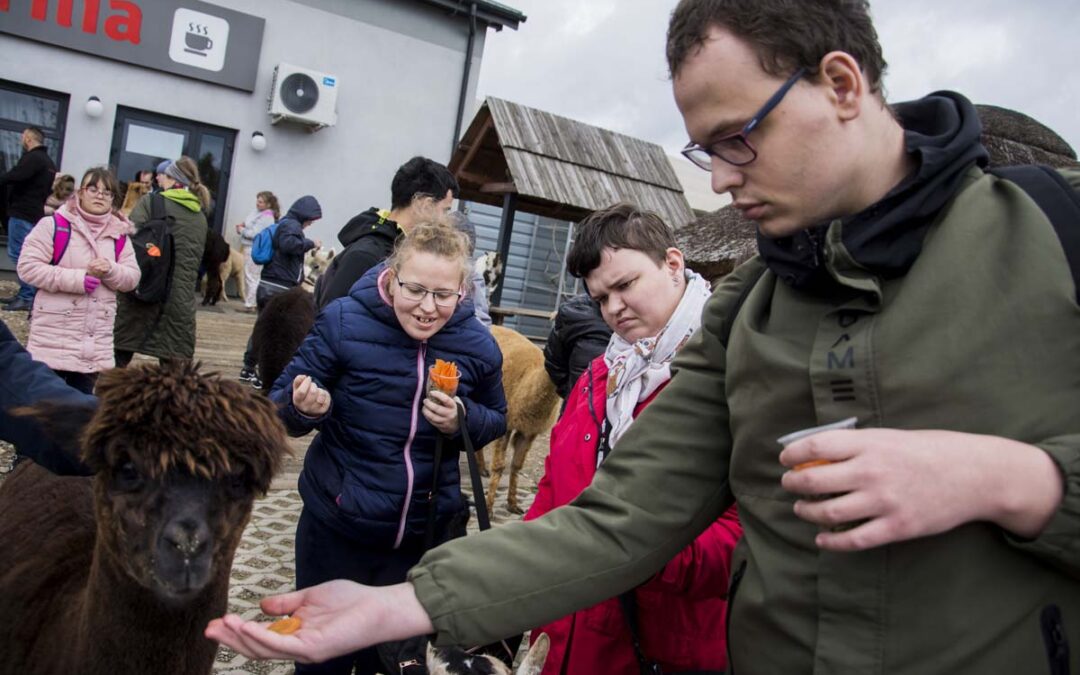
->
[51,212,126,265]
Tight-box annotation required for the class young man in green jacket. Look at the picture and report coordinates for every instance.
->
[208,1,1078,671]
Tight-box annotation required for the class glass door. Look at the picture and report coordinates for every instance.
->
[0,79,68,244]
[110,107,235,233]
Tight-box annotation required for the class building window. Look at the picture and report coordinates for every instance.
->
[0,79,68,174]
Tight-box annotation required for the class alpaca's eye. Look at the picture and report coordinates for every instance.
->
[226,472,248,496]
[112,461,143,490]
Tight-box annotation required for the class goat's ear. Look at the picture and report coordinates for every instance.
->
[8,401,97,476]
[516,633,550,675]
[425,642,452,675]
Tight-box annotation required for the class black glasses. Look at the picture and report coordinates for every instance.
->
[681,67,806,170]
[395,278,463,307]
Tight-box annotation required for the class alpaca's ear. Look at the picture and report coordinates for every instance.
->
[516,633,550,675]
[8,401,97,476]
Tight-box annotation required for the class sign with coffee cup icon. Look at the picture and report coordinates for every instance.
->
[169,8,229,72]
[0,0,262,91]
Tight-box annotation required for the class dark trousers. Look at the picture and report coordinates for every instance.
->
[294,509,426,675]
[113,351,177,369]
[52,369,98,395]
[242,281,289,370]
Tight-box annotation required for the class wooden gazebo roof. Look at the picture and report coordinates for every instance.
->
[450,97,695,227]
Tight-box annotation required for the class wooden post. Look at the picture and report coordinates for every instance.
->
[489,191,517,310]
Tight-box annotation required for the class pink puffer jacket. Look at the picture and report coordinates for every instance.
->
[17,202,140,373]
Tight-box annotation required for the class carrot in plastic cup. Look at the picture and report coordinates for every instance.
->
[778,418,858,527]
[426,359,460,398]
[268,615,302,635]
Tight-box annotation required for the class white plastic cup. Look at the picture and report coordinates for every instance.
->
[779,417,859,531]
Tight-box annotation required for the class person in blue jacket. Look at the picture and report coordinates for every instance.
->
[240,195,322,387]
[269,218,507,675]
[0,321,94,476]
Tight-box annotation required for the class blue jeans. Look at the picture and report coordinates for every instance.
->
[6,217,36,302]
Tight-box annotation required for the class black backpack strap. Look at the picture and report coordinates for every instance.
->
[618,590,663,675]
[989,165,1080,304]
[424,401,492,551]
[149,191,167,222]
[719,264,766,350]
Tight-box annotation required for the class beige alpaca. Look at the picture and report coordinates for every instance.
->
[120,181,149,217]
[480,326,561,515]
[217,247,246,302]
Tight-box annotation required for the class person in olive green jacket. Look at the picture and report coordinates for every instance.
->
[114,157,209,365]
[207,2,1079,672]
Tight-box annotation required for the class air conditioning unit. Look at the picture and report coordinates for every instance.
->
[268,63,338,130]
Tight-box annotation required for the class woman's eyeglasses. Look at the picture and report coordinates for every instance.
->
[395,278,462,307]
[83,185,113,198]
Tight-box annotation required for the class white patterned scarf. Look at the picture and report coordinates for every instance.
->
[602,269,712,461]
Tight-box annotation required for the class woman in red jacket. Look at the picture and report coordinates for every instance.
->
[525,203,742,674]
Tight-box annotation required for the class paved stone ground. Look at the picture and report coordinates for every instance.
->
[0,278,549,674]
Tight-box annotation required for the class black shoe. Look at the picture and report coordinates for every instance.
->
[0,294,16,304]
[2,298,31,311]
[239,367,258,383]
[250,375,263,389]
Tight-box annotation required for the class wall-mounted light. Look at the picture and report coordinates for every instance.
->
[251,131,267,152]
[85,96,104,118]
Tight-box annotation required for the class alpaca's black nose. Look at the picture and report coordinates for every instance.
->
[161,517,210,560]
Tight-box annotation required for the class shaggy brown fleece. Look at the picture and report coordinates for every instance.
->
[0,361,290,675]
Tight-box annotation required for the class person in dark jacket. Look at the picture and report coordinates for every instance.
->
[1,126,57,311]
[239,195,321,386]
[270,219,506,675]
[113,156,210,366]
[314,157,458,310]
[543,293,612,408]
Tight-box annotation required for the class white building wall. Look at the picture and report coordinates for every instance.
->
[0,0,490,248]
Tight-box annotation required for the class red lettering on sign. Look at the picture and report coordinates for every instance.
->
[3,0,143,44]
[57,0,74,26]
[104,0,140,44]
[81,0,99,34]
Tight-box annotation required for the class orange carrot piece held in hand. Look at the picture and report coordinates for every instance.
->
[268,616,302,635]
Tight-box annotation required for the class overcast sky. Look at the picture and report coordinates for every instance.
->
[476,0,1080,167]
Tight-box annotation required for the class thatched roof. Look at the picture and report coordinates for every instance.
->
[677,205,756,281]
[977,104,1079,169]
[450,97,695,226]
[680,103,1080,280]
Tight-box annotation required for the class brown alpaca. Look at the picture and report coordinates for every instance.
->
[251,286,316,392]
[479,326,561,515]
[0,362,289,675]
[120,181,149,217]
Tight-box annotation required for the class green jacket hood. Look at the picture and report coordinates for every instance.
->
[162,188,202,212]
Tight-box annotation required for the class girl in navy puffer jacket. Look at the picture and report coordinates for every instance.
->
[270,220,506,675]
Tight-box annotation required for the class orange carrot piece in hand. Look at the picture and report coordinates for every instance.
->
[268,616,302,635]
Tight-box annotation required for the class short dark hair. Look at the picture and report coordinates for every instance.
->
[23,126,45,144]
[566,203,676,279]
[390,156,460,210]
[80,166,120,202]
[666,0,888,95]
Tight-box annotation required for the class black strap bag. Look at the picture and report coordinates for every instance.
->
[126,193,176,304]
[377,400,524,674]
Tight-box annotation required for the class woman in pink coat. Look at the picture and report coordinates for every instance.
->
[524,204,742,675]
[17,167,140,393]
